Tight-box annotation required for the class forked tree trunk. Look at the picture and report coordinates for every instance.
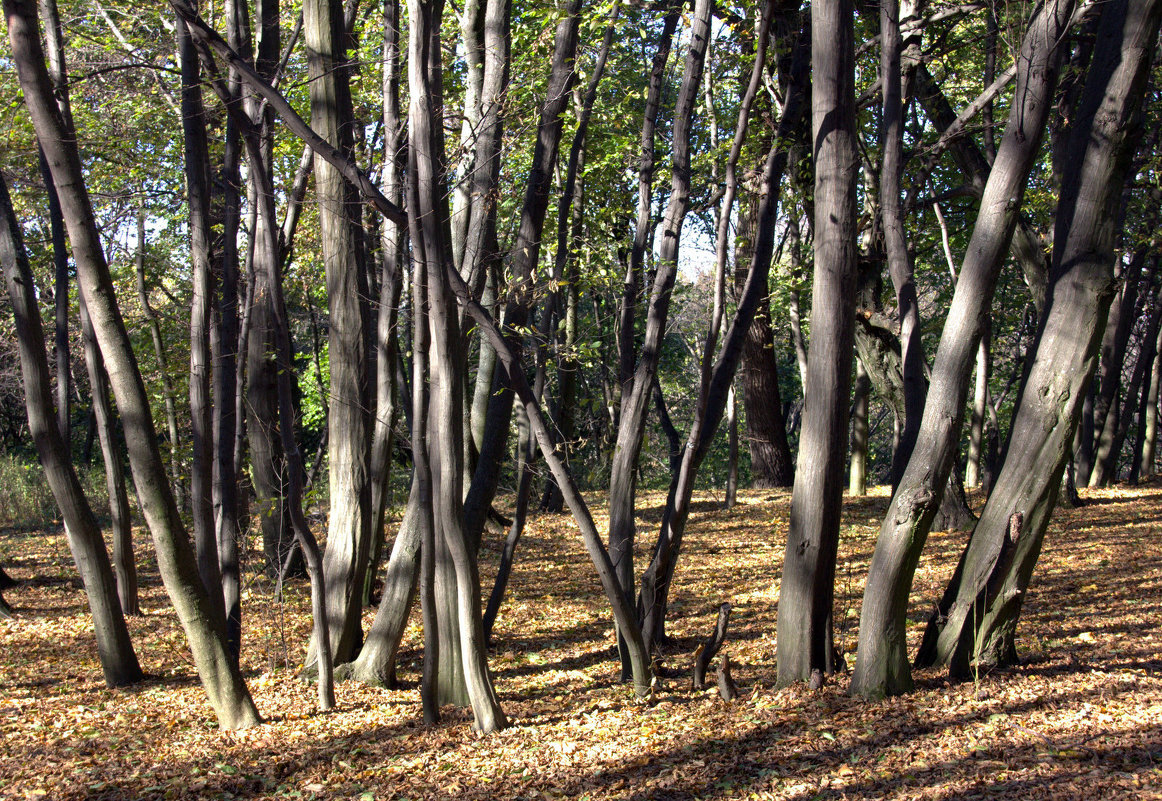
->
[6,0,261,729]
[640,0,809,651]
[776,0,858,687]
[0,171,142,689]
[920,0,1160,675]
[849,0,1077,700]
[408,0,507,732]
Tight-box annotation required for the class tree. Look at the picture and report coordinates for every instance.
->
[918,0,1162,676]
[850,0,1078,699]
[6,0,261,729]
[775,0,859,687]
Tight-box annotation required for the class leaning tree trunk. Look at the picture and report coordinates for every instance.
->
[611,0,713,661]
[849,0,1076,700]
[607,5,681,643]
[921,0,1160,676]
[7,0,261,729]
[0,170,142,689]
[776,0,858,688]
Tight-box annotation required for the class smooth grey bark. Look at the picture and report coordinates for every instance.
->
[305,0,374,666]
[408,0,506,732]
[7,0,260,729]
[922,0,1160,674]
[78,294,137,615]
[1137,301,1162,478]
[966,328,990,488]
[640,0,809,650]
[1115,279,1162,482]
[880,0,924,487]
[776,0,859,687]
[850,0,1080,699]
[37,0,69,448]
[610,0,713,659]
[179,11,225,626]
[172,0,651,696]
[461,0,582,551]
[1,170,142,689]
[214,0,249,661]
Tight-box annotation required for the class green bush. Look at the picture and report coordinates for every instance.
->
[0,455,111,531]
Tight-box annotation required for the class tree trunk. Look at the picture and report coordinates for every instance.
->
[408,0,507,732]
[1,170,143,689]
[966,325,991,488]
[305,0,374,667]
[776,0,858,687]
[849,0,1076,700]
[179,10,225,625]
[920,0,1160,678]
[8,0,261,728]
[640,0,809,651]
[849,358,870,495]
[735,189,794,489]
[611,0,713,661]
[365,0,405,607]
[607,5,681,633]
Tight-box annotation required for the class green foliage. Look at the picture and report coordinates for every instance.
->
[0,454,111,532]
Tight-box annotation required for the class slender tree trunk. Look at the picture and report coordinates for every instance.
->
[1,171,142,689]
[611,0,713,661]
[135,210,183,508]
[8,0,260,728]
[850,0,1076,700]
[305,0,374,666]
[776,0,858,687]
[364,0,405,607]
[641,0,809,651]
[922,0,1160,674]
[608,5,681,626]
[966,325,991,488]
[849,358,870,496]
[408,0,506,731]
[881,0,925,488]
[179,11,225,625]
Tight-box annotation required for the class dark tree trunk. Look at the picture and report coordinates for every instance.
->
[776,0,858,687]
[408,0,506,732]
[8,0,260,729]
[922,0,1160,675]
[611,0,713,662]
[1,170,142,689]
[607,4,681,629]
[179,10,225,626]
[364,0,405,607]
[850,0,1076,700]
[735,189,794,490]
[640,0,809,651]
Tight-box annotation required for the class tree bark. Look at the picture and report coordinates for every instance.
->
[305,0,374,667]
[922,0,1160,675]
[179,9,225,626]
[850,0,1077,700]
[849,358,870,495]
[7,0,261,728]
[776,0,858,687]
[1,170,142,689]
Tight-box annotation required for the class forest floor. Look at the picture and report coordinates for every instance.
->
[1,481,1161,800]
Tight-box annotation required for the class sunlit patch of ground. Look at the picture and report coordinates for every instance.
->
[1,481,1160,799]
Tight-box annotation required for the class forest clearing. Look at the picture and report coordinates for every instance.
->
[2,483,1160,801]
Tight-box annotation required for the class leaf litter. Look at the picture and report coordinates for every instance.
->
[1,481,1161,799]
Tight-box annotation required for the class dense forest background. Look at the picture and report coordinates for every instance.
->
[0,0,1160,757]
